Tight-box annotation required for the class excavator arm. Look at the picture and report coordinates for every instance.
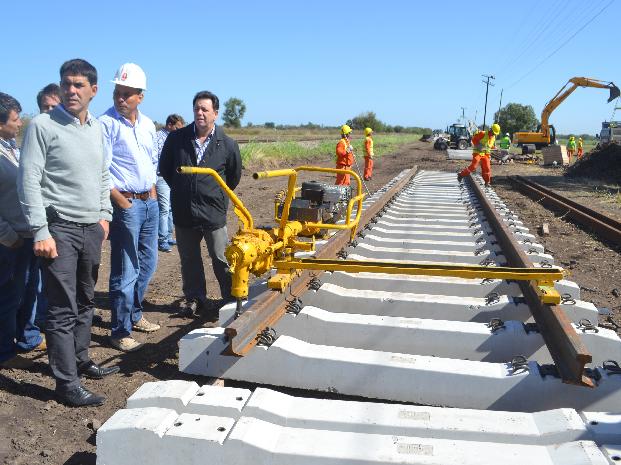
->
[514,77,619,146]
[539,77,620,139]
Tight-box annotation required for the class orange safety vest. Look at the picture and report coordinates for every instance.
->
[364,136,374,158]
[336,137,353,166]
[472,130,495,155]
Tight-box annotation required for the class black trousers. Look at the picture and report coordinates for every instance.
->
[175,225,231,302]
[42,222,103,392]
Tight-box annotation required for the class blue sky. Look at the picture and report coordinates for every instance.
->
[2,0,618,134]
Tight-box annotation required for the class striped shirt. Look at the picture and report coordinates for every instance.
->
[193,124,216,164]
[0,138,20,162]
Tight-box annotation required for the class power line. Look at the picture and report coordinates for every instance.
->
[496,0,565,76]
[506,0,614,90]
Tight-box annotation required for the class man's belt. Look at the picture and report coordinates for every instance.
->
[120,191,151,200]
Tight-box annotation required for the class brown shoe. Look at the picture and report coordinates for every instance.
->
[109,336,143,352]
[132,317,160,333]
[33,335,46,351]
[0,355,34,369]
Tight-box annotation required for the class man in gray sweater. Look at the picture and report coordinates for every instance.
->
[18,59,120,407]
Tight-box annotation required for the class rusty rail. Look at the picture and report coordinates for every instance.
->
[508,175,621,245]
[467,177,594,387]
[224,168,419,356]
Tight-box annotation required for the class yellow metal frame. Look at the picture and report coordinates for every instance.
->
[273,258,565,303]
[178,165,566,305]
[178,167,253,231]
[254,166,365,242]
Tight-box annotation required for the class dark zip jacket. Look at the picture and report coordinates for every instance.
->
[159,123,242,230]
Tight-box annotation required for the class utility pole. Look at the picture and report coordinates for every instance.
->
[481,74,495,130]
[497,88,504,120]
[460,107,466,124]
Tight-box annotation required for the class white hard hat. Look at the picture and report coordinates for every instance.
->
[111,63,147,90]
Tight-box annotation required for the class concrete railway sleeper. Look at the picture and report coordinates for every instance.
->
[98,169,621,464]
[177,169,614,397]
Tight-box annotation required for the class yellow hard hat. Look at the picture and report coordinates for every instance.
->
[491,123,500,135]
[341,124,352,135]
[579,137,583,141]
[569,135,575,140]
[364,127,373,136]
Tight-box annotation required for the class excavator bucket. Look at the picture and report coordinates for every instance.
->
[608,82,620,103]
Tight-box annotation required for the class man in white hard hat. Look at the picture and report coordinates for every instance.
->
[99,63,160,352]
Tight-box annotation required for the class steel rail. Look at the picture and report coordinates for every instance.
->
[467,177,594,387]
[508,175,621,245]
[224,168,419,356]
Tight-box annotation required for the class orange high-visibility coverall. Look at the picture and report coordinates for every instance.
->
[335,137,354,185]
[364,135,374,180]
[459,130,495,185]
[577,139,584,158]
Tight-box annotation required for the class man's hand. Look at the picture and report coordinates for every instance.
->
[150,184,157,199]
[34,237,58,259]
[110,188,132,209]
[9,237,24,249]
[99,220,109,242]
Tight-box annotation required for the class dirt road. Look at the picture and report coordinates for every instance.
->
[2,141,621,465]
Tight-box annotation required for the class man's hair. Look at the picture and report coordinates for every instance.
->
[36,83,61,110]
[166,114,185,126]
[0,92,22,124]
[192,91,219,111]
[59,58,98,85]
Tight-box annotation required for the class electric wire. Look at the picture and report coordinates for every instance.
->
[496,0,566,78]
[505,0,614,90]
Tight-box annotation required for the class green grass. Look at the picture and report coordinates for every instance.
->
[240,133,421,164]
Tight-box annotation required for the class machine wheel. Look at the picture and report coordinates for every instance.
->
[457,139,468,150]
[438,141,448,151]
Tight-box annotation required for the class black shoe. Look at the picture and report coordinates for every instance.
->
[176,299,202,318]
[57,385,105,407]
[78,361,120,379]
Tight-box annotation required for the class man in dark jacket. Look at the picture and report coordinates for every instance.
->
[159,90,241,317]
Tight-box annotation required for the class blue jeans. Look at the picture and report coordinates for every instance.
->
[156,176,173,246]
[0,239,43,362]
[109,198,159,338]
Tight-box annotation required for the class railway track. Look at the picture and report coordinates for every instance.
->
[508,174,621,246]
[97,170,621,465]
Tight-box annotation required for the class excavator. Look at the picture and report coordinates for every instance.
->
[513,77,620,148]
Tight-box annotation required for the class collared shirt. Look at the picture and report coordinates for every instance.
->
[57,103,96,126]
[193,124,216,164]
[155,128,170,159]
[0,138,19,163]
[99,106,157,193]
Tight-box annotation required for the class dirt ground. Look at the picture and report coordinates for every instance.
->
[2,141,621,465]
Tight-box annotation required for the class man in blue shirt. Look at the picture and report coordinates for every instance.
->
[100,63,160,353]
[156,114,185,252]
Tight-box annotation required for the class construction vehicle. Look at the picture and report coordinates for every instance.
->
[600,121,621,146]
[433,123,476,151]
[177,165,565,316]
[513,77,620,149]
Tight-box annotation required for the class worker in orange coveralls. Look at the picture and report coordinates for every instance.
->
[577,137,584,159]
[363,127,374,181]
[457,123,500,186]
[335,124,354,185]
